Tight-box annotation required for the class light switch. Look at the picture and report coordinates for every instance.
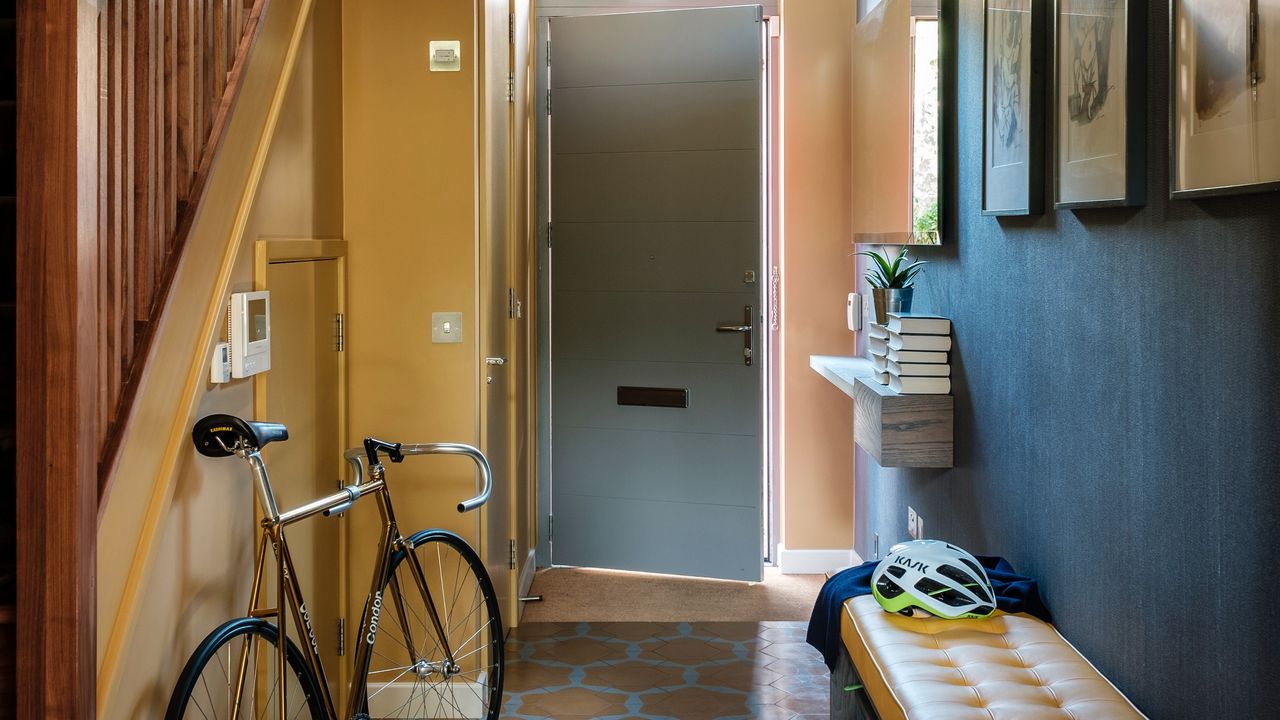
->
[431,312,463,343]
[429,41,462,72]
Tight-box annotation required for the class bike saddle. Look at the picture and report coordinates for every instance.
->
[191,413,289,457]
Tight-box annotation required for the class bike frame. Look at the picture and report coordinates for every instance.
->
[229,441,493,720]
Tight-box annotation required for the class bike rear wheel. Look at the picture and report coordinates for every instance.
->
[360,529,504,719]
[165,617,326,720]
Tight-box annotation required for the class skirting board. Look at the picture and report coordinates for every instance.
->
[777,546,862,575]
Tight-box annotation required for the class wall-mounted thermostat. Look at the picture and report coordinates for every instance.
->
[229,291,271,378]
[429,41,462,72]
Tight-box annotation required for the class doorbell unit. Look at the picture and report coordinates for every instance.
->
[210,342,232,384]
[228,290,272,378]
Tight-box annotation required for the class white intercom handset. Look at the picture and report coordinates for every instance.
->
[228,290,271,378]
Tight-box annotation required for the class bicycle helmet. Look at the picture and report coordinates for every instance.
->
[870,539,996,619]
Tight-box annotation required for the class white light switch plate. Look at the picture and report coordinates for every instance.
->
[431,312,463,343]
[429,41,462,72]
[847,293,862,332]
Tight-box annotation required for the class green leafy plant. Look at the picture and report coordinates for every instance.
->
[913,200,939,238]
[857,247,927,289]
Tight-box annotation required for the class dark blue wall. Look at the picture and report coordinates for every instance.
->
[853,3,1280,717]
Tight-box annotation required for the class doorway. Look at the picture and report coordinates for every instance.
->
[537,5,774,582]
[253,238,348,702]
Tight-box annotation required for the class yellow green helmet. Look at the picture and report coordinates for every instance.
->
[871,540,996,619]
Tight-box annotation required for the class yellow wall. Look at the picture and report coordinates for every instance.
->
[95,0,343,714]
[778,0,856,553]
[342,0,480,545]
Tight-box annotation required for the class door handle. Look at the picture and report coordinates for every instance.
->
[715,305,753,366]
[484,357,507,385]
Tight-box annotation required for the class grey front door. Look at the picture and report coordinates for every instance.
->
[549,5,764,582]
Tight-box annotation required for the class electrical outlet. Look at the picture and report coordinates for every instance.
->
[916,514,924,539]
[907,506,918,539]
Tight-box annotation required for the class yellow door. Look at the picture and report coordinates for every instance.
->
[258,256,345,702]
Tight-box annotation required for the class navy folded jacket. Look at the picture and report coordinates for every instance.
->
[805,555,1052,670]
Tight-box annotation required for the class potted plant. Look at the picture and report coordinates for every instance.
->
[858,247,927,325]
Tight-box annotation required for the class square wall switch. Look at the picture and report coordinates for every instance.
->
[431,312,463,343]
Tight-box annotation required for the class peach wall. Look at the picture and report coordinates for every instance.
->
[850,0,911,234]
[778,0,856,554]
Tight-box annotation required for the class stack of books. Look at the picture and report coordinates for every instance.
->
[866,312,951,394]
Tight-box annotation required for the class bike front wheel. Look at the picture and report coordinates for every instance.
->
[165,617,326,720]
[360,529,504,719]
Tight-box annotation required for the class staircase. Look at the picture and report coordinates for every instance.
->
[97,0,268,486]
[1,0,15,713]
[15,1,273,715]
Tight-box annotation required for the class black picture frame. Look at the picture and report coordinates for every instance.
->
[1051,0,1146,209]
[1169,0,1280,199]
[982,0,1046,216]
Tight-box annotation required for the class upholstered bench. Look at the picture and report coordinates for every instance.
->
[830,595,1146,720]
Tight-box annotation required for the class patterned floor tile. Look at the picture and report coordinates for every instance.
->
[502,621,828,719]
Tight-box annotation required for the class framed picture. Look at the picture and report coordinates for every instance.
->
[1171,0,1280,198]
[1052,0,1146,208]
[983,0,1046,215]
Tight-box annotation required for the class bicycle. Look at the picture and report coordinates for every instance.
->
[165,413,505,719]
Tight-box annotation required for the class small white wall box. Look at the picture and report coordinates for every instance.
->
[229,291,272,378]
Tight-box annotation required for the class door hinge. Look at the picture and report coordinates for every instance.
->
[509,539,517,569]
[548,514,553,541]
[337,618,346,656]
[508,13,515,44]
[546,222,553,248]
[546,88,552,115]
[508,288,517,319]
[334,313,345,352]
[546,39,551,67]
[507,72,515,103]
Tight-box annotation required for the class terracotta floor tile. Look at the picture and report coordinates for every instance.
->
[747,705,798,719]
[582,660,687,691]
[531,636,628,665]
[642,686,750,720]
[594,621,681,640]
[761,656,829,676]
[770,672,830,696]
[651,637,737,664]
[517,686,629,716]
[758,625,809,643]
[502,621,830,720]
[759,641,823,661]
[695,621,767,641]
[502,661,574,692]
[776,691,830,715]
[696,661,783,691]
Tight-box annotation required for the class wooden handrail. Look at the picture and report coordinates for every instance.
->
[97,0,269,492]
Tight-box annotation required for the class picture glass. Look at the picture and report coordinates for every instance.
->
[1173,0,1280,194]
[985,0,1034,212]
[1056,0,1127,205]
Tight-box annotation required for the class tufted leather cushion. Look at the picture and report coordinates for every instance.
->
[841,595,1146,720]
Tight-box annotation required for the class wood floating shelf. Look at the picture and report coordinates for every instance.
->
[811,356,954,469]
[851,376,953,468]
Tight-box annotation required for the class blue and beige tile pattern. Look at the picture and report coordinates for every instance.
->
[502,621,829,720]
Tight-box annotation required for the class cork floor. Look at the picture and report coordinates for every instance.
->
[501,621,829,720]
